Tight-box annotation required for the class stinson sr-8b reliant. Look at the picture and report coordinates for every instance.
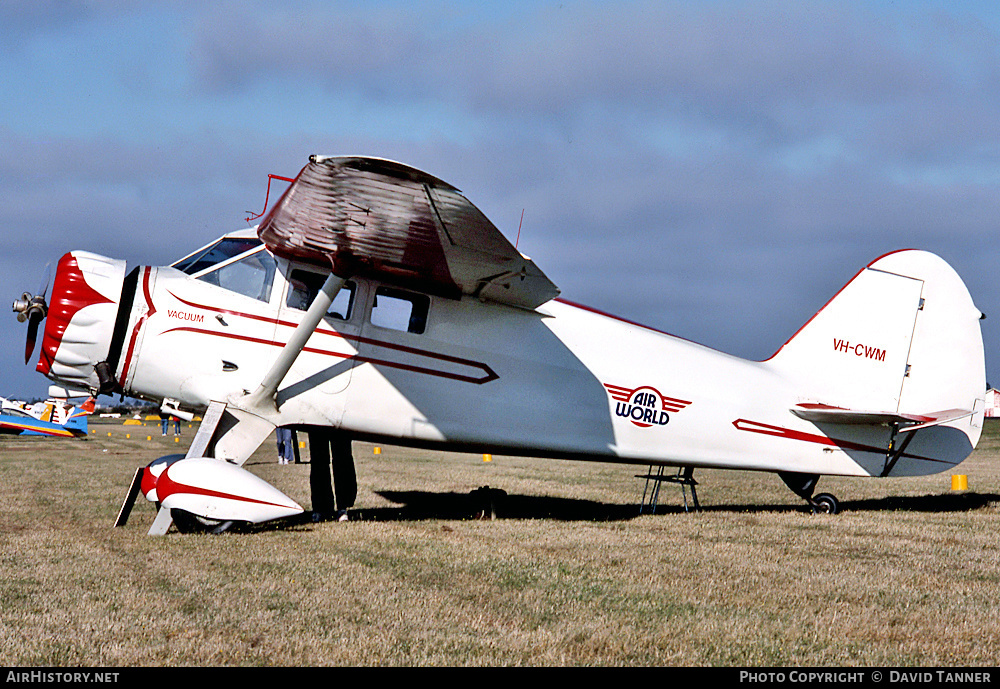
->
[13,156,987,533]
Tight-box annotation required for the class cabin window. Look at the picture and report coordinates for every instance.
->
[173,237,263,275]
[370,287,429,334]
[197,249,276,302]
[286,269,356,320]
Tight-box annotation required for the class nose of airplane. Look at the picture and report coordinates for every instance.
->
[30,251,127,394]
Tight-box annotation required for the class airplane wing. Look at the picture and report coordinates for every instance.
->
[0,414,84,437]
[791,403,975,432]
[257,155,560,310]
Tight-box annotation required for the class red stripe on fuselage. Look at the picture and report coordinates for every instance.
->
[162,290,499,384]
[160,326,499,384]
[731,418,950,465]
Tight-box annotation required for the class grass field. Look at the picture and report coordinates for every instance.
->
[2,418,999,666]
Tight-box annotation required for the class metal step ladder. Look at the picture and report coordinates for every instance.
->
[637,466,700,514]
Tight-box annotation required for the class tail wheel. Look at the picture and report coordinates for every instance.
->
[812,493,840,514]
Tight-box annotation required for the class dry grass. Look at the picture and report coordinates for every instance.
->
[2,419,999,666]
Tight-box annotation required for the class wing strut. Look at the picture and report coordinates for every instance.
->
[146,273,350,535]
[208,271,348,464]
[245,272,348,412]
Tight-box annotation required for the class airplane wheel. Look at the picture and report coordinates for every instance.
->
[171,508,235,534]
[812,493,839,515]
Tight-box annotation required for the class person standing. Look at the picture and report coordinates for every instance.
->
[276,427,295,464]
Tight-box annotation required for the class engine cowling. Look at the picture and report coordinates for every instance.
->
[36,251,127,393]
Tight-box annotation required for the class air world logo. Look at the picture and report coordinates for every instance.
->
[603,383,692,428]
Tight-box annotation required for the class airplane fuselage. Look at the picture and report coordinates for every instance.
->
[113,254,907,479]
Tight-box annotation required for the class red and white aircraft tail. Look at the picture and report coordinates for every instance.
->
[767,249,986,476]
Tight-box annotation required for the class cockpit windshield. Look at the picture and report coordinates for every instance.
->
[196,248,277,303]
[172,237,263,275]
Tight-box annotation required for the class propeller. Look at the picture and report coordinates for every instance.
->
[12,264,51,364]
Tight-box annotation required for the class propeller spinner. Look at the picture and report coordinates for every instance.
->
[13,265,51,364]
[12,291,48,364]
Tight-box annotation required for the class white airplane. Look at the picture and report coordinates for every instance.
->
[13,155,987,534]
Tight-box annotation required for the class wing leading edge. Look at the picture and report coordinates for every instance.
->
[257,155,560,310]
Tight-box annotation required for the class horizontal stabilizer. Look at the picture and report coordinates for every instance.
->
[792,403,975,432]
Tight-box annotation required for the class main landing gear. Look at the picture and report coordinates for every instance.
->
[778,472,840,514]
[171,509,235,534]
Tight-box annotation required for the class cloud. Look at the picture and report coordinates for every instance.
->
[1,1,998,399]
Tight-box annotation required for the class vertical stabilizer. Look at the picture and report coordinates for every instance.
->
[768,253,923,412]
[767,250,986,469]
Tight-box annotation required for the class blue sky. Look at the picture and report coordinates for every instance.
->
[1,0,998,400]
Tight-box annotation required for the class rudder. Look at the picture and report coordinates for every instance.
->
[768,250,985,441]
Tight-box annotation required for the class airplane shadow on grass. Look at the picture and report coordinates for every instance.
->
[363,489,640,522]
[666,491,1000,516]
[286,488,1000,527]
[370,489,1000,521]
[834,491,1000,514]
[349,489,1000,521]
[225,487,1000,534]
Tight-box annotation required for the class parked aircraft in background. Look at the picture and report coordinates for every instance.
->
[12,156,987,533]
[0,395,94,438]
